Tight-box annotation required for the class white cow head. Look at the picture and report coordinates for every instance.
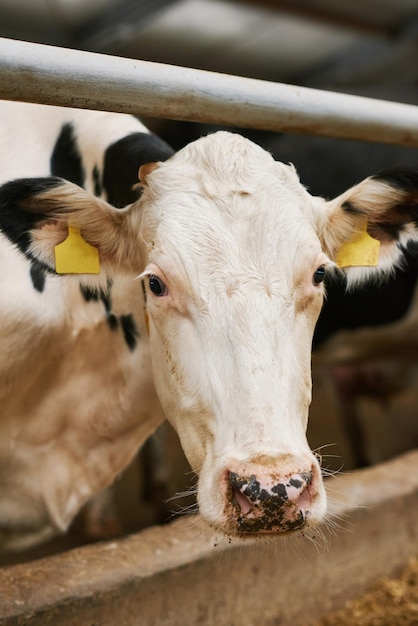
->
[5,131,418,537]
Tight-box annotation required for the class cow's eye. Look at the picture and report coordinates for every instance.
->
[148,274,168,297]
[313,265,326,285]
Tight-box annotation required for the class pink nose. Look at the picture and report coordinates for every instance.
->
[228,468,316,533]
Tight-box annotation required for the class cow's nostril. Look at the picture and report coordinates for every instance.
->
[281,471,313,503]
[229,471,257,514]
[232,485,253,515]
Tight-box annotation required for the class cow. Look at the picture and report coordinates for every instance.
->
[1,101,418,552]
[0,100,173,551]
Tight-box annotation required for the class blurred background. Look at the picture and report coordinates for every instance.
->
[1,0,418,561]
[0,0,416,90]
[0,0,417,201]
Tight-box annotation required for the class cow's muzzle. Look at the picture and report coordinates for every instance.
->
[226,461,321,534]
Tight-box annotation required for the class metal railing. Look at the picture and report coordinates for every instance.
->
[0,36,417,146]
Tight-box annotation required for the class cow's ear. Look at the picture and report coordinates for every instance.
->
[138,162,160,183]
[320,169,418,282]
[0,177,139,279]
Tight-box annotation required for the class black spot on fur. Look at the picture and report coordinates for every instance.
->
[100,286,112,314]
[0,177,64,257]
[103,132,174,208]
[79,283,101,303]
[80,289,139,349]
[79,282,120,332]
[51,123,85,187]
[99,287,119,332]
[93,165,102,197]
[79,281,112,305]
[107,313,119,331]
[120,314,139,351]
[30,259,47,292]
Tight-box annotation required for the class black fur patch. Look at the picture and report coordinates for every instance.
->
[80,282,119,331]
[103,132,174,208]
[120,314,139,351]
[30,259,47,292]
[80,284,139,350]
[93,165,102,197]
[79,283,102,303]
[98,285,119,331]
[0,177,64,256]
[50,123,85,187]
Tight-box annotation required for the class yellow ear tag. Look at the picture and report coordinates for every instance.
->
[54,225,100,274]
[336,219,380,268]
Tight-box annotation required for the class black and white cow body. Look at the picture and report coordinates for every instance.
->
[2,101,418,553]
[0,101,173,551]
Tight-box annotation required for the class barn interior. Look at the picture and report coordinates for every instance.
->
[0,0,417,578]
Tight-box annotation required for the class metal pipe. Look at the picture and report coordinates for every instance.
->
[0,37,417,146]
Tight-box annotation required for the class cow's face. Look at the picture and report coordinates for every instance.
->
[137,140,328,535]
[6,131,418,539]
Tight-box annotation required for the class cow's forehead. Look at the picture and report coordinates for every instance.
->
[150,186,319,258]
[141,132,322,281]
[151,131,307,199]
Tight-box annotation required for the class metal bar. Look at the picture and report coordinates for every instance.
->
[0,37,418,146]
